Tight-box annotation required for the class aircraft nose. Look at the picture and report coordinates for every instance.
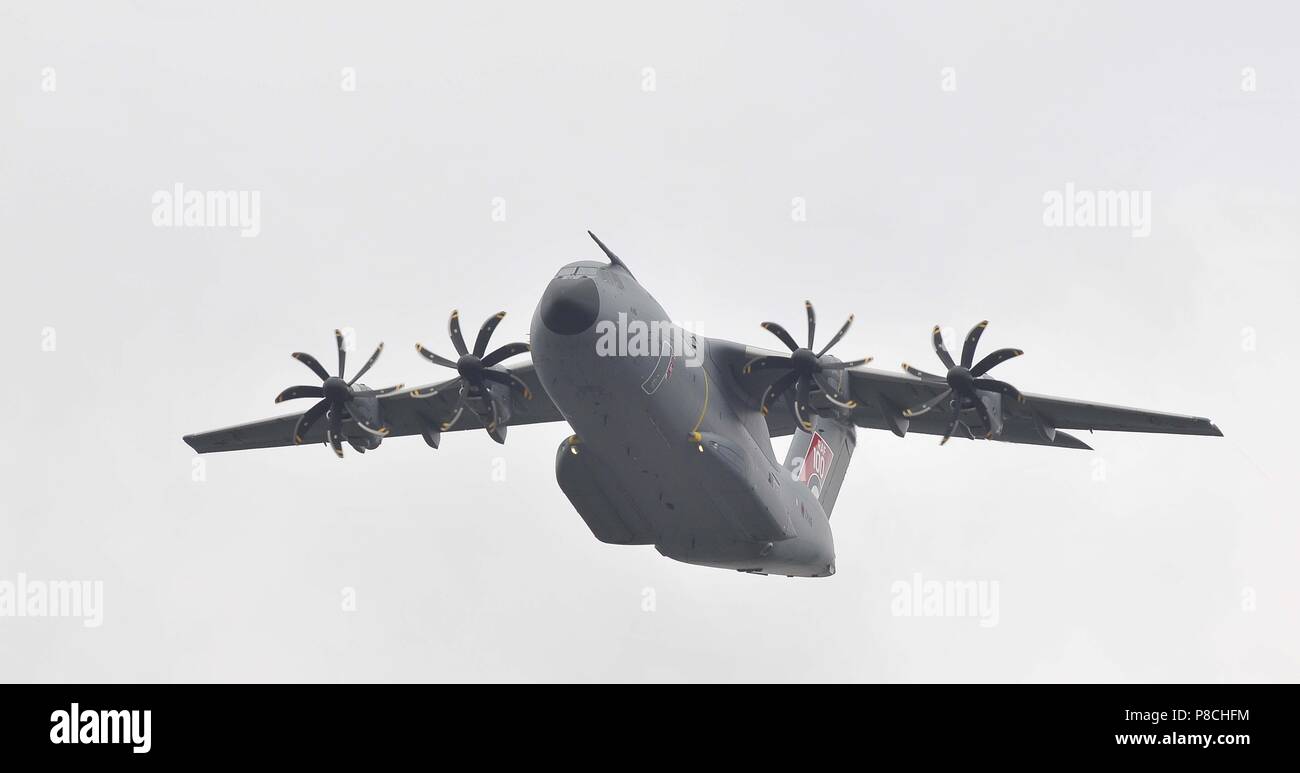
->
[540,276,600,335]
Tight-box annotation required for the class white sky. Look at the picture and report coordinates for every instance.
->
[2,0,1297,682]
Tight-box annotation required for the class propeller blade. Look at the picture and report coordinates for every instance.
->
[473,312,506,358]
[960,320,988,369]
[760,370,799,415]
[932,326,956,369]
[275,385,325,403]
[742,355,794,374]
[903,388,953,417]
[352,413,389,437]
[410,378,461,400]
[347,342,384,386]
[291,352,331,382]
[812,371,857,408]
[971,348,1023,377]
[481,341,530,367]
[485,391,509,444]
[448,310,468,356]
[940,411,962,446]
[820,357,872,370]
[816,315,854,357]
[805,301,816,350]
[902,362,946,381]
[481,368,533,400]
[416,344,459,370]
[969,393,994,438]
[793,375,813,430]
[328,411,344,458]
[335,329,347,377]
[973,378,1025,403]
[440,406,465,431]
[292,399,330,444]
[760,321,801,352]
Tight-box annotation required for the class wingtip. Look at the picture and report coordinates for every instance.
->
[1209,423,1224,437]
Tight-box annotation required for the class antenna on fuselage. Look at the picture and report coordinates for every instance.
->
[587,230,633,277]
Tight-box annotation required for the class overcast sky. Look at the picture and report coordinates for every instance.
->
[2,1,1297,682]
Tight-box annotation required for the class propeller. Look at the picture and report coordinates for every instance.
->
[412,310,532,443]
[274,330,403,457]
[901,321,1025,445]
[744,301,872,431]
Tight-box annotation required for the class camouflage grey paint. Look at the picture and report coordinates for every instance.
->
[530,258,841,577]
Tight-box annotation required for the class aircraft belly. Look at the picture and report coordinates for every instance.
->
[537,345,813,561]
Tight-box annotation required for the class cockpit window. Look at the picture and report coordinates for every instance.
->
[554,262,605,278]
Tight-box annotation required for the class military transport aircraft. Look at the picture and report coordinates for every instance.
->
[184,233,1222,577]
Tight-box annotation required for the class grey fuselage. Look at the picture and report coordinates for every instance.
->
[528,260,837,577]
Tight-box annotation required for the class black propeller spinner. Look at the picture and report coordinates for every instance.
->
[901,321,1026,445]
[274,330,403,457]
[744,301,872,431]
[413,310,532,443]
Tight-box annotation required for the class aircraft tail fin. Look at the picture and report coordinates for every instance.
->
[782,414,856,518]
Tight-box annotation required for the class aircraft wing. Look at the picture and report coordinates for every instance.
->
[842,367,1222,449]
[708,338,1221,449]
[183,363,566,454]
